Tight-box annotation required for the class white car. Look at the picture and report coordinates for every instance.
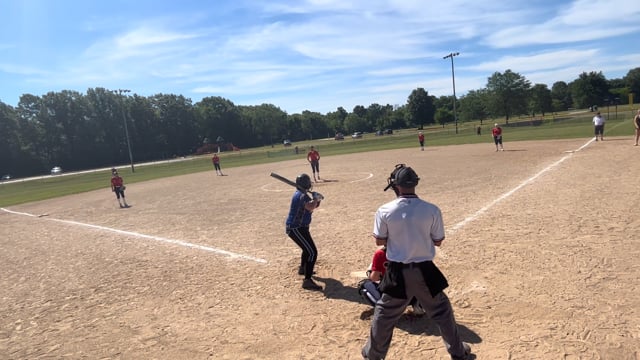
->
[352,132,363,139]
[51,166,63,175]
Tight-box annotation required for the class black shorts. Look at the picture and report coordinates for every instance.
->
[114,186,125,199]
[310,160,319,173]
[594,124,604,135]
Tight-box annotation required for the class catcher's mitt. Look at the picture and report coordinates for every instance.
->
[121,185,126,191]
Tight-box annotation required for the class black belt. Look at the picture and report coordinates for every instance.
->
[398,261,429,269]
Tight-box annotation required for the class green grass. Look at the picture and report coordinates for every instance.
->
[1,107,636,207]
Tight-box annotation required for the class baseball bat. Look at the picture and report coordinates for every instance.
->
[270,172,324,200]
[270,172,299,189]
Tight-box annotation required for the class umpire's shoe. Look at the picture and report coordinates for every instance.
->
[302,278,322,291]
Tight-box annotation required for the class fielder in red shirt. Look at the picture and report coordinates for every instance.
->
[306,146,321,182]
[212,153,224,176]
[110,168,129,208]
[492,123,504,151]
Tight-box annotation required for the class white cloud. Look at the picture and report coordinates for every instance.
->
[467,49,601,73]
[486,0,640,48]
[2,0,639,113]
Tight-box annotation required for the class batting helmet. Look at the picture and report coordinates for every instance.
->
[384,163,419,192]
[296,173,313,191]
[111,168,118,175]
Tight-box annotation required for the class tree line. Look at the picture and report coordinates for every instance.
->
[1,67,639,178]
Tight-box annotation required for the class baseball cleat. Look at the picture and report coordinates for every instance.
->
[302,278,322,291]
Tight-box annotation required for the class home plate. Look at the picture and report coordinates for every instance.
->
[350,271,368,278]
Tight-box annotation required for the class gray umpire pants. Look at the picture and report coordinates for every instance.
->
[362,266,466,359]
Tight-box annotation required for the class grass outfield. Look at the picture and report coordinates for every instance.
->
[0,107,636,207]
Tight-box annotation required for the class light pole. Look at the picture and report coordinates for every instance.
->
[443,52,460,134]
[113,89,135,173]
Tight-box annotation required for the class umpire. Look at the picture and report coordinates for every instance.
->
[362,164,471,360]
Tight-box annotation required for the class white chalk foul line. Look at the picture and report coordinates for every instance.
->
[1,208,267,264]
[447,139,593,235]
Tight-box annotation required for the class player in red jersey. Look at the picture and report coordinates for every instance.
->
[306,146,321,182]
[110,168,129,208]
[212,153,224,176]
[492,123,504,151]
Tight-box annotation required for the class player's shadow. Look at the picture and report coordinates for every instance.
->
[315,276,363,304]
[396,316,481,343]
[316,277,482,352]
[595,138,628,142]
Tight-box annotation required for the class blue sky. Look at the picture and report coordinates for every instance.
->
[1,0,639,114]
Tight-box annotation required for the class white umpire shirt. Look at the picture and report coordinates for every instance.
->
[593,115,605,126]
[372,196,445,264]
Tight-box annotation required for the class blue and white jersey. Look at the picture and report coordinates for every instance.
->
[286,190,313,228]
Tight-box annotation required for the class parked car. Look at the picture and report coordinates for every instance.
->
[375,130,383,136]
[352,132,363,139]
[1,174,11,181]
[51,166,63,175]
[334,132,344,140]
[384,129,393,134]
[283,139,292,147]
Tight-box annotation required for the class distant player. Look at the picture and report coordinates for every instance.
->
[110,168,129,208]
[212,153,224,176]
[593,112,605,141]
[492,123,504,151]
[306,146,321,182]
[418,132,425,151]
[634,109,640,146]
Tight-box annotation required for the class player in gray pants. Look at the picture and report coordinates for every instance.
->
[361,164,470,360]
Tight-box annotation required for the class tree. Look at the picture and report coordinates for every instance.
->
[459,89,490,124]
[529,84,552,117]
[434,108,453,127]
[299,110,327,140]
[366,103,394,131]
[343,112,367,133]
[325,107,348,133]
[150,94,198,157]
[434,95,455,112]
[485,70,531,123]
[623,67,640,103]
[388,105,408,130]
[570,71,609,109]
[0,103,20,175]
[406,88,435,129]
[551,81,572,111]
[195,96,243,150]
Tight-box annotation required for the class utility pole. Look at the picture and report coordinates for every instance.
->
[113,89,134,172]
[443,52,460,134]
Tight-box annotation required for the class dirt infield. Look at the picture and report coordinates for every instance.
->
[1,138,639,359]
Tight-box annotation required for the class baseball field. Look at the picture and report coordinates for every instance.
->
[1,137,639,359]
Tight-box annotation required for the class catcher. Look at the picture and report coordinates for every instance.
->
[358,245,425,315]
[110,168,129,208]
